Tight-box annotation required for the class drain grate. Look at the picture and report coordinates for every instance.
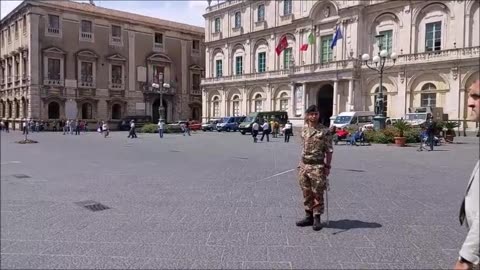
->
[13,174,31,179]
[75,200,110,212]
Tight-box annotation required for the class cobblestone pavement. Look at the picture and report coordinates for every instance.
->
[1,130,478,269]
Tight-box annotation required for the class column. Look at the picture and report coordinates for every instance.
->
[242,87,248,115]
[265,84,272,111]
[19,100,24,119]
[181,40,187,94]
[288,83,295,118]
[128,31,135,91]
[221,89,226,116]
[12,101,17,119]
[332,80,338,116]
[347,79,354,112]
[202,88,208,121]
[301,82,307,117]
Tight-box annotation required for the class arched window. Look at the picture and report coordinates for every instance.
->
[112,104,122,120]
[232,95,240,116]
[82,103,93,119]
[421,83,437,107]
[374,86,388,116]
[279,92,289,111]
[254,94,263,112]
[0,101,5,118]
[7,100,12,118]
[48,101,60,119]
[213,96,220,117]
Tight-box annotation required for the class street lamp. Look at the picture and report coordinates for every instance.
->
[152,82,170,122]
[362,34,398,130]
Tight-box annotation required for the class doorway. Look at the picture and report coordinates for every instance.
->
[317,84,334,126]
[152,98,168,123]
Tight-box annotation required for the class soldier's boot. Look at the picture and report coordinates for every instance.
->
[312,214,322,231]
[296,210,314,227]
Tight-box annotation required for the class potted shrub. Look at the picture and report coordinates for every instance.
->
[443,121,459,142]
[393,119,410,147]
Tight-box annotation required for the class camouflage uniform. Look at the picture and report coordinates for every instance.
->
[298,123,334,215]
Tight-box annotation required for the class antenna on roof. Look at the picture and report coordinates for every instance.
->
[89,0,95,6]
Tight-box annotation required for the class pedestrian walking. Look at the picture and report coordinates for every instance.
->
[252,119,259,143]
[183,121,191,136]
[158,119,165,138]
[4,120,9,133]
[22,119,28,135]
[75,119,81,135]
[455,80,479,270]
[260,121,270,142]
[296,105,334,231]
[128,120,137,138]
[102,121,109,138]
[284,121,292,143]
[425,113,436,151]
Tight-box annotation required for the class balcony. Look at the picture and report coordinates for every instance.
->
[80,32,93,41]
[191,88,202,95]
[109,82,124,90]
[279,14,294,24]
[254,20,267,31]
[153,42,164,51]
[382,46,480,66]
[78,75,95,88]
[206,0,243,13]
[111,36,122,45]
[41,87,64,97]
[47,27,60,34]
[43,78,64,86]
[143,85,176,95]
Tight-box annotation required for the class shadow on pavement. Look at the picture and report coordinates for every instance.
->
[324,219,382,235]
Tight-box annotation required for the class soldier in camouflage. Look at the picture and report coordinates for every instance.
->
[296,105,334,231]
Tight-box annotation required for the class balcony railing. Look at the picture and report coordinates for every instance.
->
[109,82,124,90]
[191,89,202,95]
[41,88,64,97]
[111,36,122,44]
[201,47,480,85]
[206,0,243,12]
[154,43,164,51]
[47,27,60,34]
[109,89,125,97]
[43,78,64,86]
[80,32,93,40]
[78,75,95,88]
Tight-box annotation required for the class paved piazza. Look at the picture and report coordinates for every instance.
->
[0,130,478,269]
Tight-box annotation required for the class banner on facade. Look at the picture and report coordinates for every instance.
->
[65,99,78,119]
[295,85,303,116]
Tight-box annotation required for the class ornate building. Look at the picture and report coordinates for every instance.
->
[201,0,479,127]
[0,0,205,129]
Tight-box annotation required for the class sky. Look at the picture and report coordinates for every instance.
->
[0,0,214,27]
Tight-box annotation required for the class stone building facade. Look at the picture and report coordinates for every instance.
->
[0,0,205,129]
[201,0,479,127]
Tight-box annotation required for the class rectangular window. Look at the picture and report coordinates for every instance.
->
[258,5,265,22]
[81,20,92,33]
[48,15,60,30]
[258,52,266,73]
[7,28,11,43]
[283,0,292,15]
[235,56,243,75]
[153,65,164,83]
[14,22,18,39]
[321,35,333,64]
[80,62,93,82]
[22,15,27,34]
[111,65,122,84]
[214,18,221,33]
[192,40,200,50]
[22,57,27,77]
[421,93,437,107]
[192,73,201,90]
[14,57,19,79]
[235,12,241,28]
[425,21,441,52]
[48,58,60,80]
[379,30,393,54]
[215,59,222,77]
[111,25,121,37]
[283,48,292,69]
[154,33,163,44]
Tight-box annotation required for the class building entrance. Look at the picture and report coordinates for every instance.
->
[317,84,334,127]
[152,99,168,123]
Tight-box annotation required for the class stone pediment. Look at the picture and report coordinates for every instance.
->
[42,46,66,55]
[106,54,127,62]
[147,53,172,63]
[189,64,203,71]
[76,50,99,59]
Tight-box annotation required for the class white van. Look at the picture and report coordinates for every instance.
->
[332,111,376,129]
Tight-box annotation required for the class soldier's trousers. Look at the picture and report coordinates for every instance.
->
[297,163,327,215]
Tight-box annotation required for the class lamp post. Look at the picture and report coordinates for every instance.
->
[361,34,398,130]
[151,82,170,122]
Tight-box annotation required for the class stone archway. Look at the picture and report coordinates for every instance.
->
[317,84,334,126]
[48,101,60,119]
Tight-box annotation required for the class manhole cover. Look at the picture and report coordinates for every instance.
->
[75,200,110,212]
[13,174,31,179]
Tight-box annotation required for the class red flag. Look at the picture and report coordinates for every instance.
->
[275,36,288,55]
[300,44,308,51]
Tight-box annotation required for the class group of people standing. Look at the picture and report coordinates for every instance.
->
[251,118,293,143]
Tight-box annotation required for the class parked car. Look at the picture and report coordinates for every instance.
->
[332,111,375,129]
[202,119,220,131]
[216,116,246,132]
[167,120,201,132]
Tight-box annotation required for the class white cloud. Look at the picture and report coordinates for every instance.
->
[1,0,23,19]
[188,1,208,9]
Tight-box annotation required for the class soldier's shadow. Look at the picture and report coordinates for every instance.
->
[324,219,382,235]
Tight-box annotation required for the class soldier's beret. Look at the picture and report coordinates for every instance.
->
[305,105,318,114]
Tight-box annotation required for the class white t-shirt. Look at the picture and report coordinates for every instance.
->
[262,122,269,130]
[102,124,108,130]
[252,122,259,131]
[285,123,292,129]
[130,122,135,128]
[158,122,164,129]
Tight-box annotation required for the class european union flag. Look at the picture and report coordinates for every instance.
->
[330,26,343,50]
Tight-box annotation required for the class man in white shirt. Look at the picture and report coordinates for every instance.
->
[260,121,270,142]
[158,119,165,138]
[455,80,479,270]
[252,120,259,143]
[128,120,137,138]
[284,121,293,143]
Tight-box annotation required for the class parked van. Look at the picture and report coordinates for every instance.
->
[332,111,375,129]
[239,111,288,135]
[216,116,246,132]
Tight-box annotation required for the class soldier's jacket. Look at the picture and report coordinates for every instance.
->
[300,123,334,164]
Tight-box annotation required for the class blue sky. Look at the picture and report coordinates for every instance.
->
[1,0,210,27]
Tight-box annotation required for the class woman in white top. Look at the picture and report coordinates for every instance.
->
[102,122,109,138]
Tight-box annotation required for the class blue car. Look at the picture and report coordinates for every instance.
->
[216,116,245,132]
